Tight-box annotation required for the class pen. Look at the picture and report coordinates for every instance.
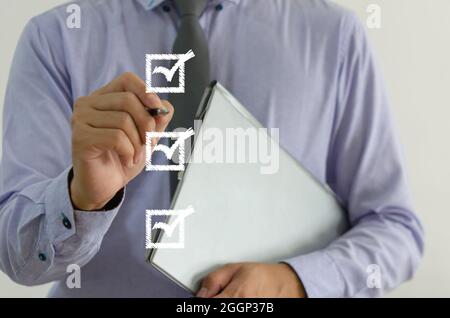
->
[145,107,170,117]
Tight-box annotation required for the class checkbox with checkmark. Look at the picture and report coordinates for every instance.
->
[146,49,195,93]
[146,128,195,171]
[146,206,195,249]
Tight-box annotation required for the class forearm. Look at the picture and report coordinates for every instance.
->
[284,208,424,297]
[0,167,124,286]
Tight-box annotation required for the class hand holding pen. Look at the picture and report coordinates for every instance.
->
[70,72,174,211]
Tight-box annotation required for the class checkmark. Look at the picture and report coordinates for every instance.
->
[152,206,195,237]
[152,49,195,82]
[152,128,195,160]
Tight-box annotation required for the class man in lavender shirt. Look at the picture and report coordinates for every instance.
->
[0,0,424,297]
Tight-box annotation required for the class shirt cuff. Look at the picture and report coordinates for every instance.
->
[283,250,346,298]
[44,166,125,246]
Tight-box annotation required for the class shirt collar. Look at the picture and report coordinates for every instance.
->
[137,0,240,11]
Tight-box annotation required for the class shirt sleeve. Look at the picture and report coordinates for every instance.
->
[0,18,124,286]
[283,12,424,298]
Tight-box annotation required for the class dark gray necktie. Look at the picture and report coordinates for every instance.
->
[169,0,211,195]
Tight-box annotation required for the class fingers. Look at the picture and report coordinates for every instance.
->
[85,110,143,164]
[72,72,175,170]
[84,126,135,168]
[212,278,250,298]
[93,72,162,111]
[213,287,236,298]
[89,92,156,143]
[90,72,174,139]
[197,264,241,298]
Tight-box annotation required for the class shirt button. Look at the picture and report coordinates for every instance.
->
[61,213,72,229]
[162,5,171,12]
[215,4,223,11]
[38,253,47,262]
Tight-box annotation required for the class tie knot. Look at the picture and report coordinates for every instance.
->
[174,0,208,18]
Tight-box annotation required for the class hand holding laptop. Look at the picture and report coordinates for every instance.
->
[149,83,346,298]
[197,262,306,298]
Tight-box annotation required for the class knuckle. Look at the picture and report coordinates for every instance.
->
[121,92,137,107]
[74,96,88,108]
[203,274,217,287]
[120,72,134,82]
[70,114,77,129]
[71,110,84,128]
[151,93,162,103]
[72,97,90,126]
[117,112,130,128]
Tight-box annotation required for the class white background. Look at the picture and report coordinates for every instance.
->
[0,0,449,297]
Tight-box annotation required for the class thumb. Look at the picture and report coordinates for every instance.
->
[197,263,241,298]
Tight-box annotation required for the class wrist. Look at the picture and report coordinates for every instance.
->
[70,180,110,211]
[69,170,113,211]
[278,263,307,298]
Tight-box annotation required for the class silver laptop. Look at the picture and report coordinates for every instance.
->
[147,82,348,293]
